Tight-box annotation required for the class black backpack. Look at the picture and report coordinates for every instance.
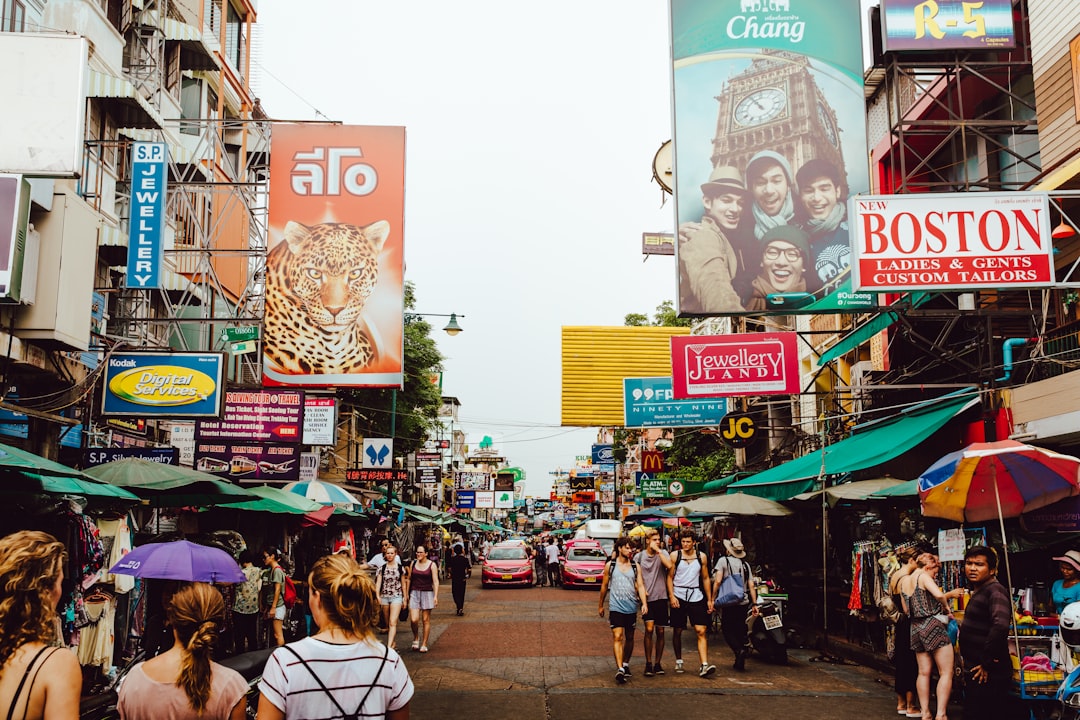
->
[672,550,707,597]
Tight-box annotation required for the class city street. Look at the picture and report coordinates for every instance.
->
[404,574,905,720]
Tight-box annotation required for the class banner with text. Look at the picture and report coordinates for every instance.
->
[196,390,304,443]
[882,0,1015,52]
[671,332,800,398]
[624,376,728,428]
[194,442,300,482]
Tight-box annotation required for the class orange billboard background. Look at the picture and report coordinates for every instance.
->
[265,124,405,387]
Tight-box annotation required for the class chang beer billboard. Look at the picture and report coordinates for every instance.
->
[102,352,224,417]
[671,0,871,318]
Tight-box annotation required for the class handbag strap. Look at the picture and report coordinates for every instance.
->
[282,642,391,720]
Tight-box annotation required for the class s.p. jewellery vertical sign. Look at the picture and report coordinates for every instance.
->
[126,142,167,289]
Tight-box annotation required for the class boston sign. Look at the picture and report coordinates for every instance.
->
[671,332,800,399]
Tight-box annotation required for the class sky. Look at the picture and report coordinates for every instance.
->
[254,1,876,498]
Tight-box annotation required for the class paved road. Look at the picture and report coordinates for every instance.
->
[398,575,909,720]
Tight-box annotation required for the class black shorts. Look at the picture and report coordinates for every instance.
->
[643,599,670,628]
[609,610,638,630]
[670,598,710,629]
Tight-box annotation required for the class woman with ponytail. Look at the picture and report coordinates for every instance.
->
[258,553,413,719]
[0,530,81,719]
[118,582,247,719]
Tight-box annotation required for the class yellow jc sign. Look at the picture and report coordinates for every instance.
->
[720,413,756,448]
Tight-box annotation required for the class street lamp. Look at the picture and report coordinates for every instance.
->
[405,312,466,336]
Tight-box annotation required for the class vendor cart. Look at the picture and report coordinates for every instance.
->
[1010,626,1066,719]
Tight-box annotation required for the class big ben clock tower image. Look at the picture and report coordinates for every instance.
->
[711,49,846,186]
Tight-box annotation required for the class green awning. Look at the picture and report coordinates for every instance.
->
[818,292,931,365]
[702,472,751,494]
[219,485,324,514]
[725,391,980,501]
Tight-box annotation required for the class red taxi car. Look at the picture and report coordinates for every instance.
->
[480,543,534,588]
[560,540,608,589]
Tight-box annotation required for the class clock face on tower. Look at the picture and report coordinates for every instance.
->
[733,87,787,127]
[817,102,839,147]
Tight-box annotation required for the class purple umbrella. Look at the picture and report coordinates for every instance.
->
[109,540,245,583]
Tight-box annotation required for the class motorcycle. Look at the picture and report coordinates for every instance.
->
[746,599,788,665]
[79,647,274,720]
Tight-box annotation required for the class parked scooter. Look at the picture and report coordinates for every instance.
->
[79,647,274,720]
[746,599,788,665]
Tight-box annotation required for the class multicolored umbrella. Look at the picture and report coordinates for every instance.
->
[281,479,361,507]
[918,440,1080,523]
[109,540,245,583]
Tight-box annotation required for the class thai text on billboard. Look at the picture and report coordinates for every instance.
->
[196,390,304,443]
[882,0,1015,52]
[671,332,800,399]
[850,192,1054,292]
[670,0,869,317]
[265,124,405,387]
[126,142,167,289]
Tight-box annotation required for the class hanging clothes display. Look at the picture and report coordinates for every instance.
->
[76,590,116,672]
[95,516,135,593]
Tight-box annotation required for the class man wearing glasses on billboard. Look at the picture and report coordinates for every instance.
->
[678,166,753,315]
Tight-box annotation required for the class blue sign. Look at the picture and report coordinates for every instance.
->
[0,396,82,448]
[126,142,167,289]
[84,447,178,466]
[591,444,613,464]
[456,490,476,509]
[102,352,223,417]
[623,377,728,428]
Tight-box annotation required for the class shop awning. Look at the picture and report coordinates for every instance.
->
[724,391,980,501]
[818,292,931,365]
[701,472,751,494]
[87,70,164,129]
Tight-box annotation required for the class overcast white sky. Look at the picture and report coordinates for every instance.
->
[255,1,875,498]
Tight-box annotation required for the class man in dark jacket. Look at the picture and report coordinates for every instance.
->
[958,545,1017,720]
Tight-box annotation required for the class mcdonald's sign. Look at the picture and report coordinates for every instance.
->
[641,450,665,473]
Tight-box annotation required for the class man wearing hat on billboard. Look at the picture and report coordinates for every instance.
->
[742,225,811,312]
[1052,549,1080,614]
[678,165,754,314]
[712,537,757,671]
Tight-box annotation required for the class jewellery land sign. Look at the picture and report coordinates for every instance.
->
[881,0,1015,52]
[624,377,728,428]
[670,332,800,399]
[196,390,304,443]
[194,442,300,482]
[126,142,167,289]
[670,0,870,317]
[849,193,1054,292]
[102,353,223,417]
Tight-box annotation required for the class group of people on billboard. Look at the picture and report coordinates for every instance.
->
[678,150,852,316]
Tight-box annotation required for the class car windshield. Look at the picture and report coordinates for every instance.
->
[487,547,527,560]
[567,547,606,561]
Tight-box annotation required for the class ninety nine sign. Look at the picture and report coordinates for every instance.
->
[671,333,799,399]
[126,142,167,289]
[850,192,1054,292]
[346,468,408,483]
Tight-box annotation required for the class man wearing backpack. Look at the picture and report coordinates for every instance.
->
[667,530,716,677]
[598,536,649,685]
[712,537,758,671]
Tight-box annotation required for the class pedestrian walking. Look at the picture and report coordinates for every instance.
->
[232,550,262,654]
[545,538,561,587]
[0,530,81,719]
[257,553,413,720]
[408,545,439,653]
[667,529,716,677]
[634,528,673,676]
[119,583,248,720]
[449,544,471,615]
[599,537,649,685]
[375,544,409,651]
[262,547,287,647]
[712,537,757,671]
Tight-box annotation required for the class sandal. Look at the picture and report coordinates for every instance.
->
[419,645,429,653]
[411,641,420,651]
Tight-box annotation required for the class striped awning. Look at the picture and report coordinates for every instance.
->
[87,70,164,129]
[151,12,219,70]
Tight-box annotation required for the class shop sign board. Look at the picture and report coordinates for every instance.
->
[194,442,300,482]
[881,0,1015,52]
[102,352,223,417]
[624,376,728,428]
[671,332,800,398]
[196,390,304,443]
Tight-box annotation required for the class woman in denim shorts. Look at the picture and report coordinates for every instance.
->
[374,545,409,650]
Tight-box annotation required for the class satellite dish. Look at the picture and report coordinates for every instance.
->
[652,140,673,194]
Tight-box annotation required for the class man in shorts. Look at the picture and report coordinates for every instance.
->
[599,536,650,684]
[634,528,673,676]
[667,530,716,677]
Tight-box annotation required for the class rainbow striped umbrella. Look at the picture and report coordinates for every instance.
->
[918,440,1080,523]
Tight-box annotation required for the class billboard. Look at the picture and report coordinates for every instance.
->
[84,448,178,466]
[102,353,223,417]
[196,390,304,443]
[850,193,1054,292]
[194,442,300,482]
[671,332,800,398]
[624,376,728,428]
[882,0,1015,52]
[671,0,869,317]
[302,396,337,445]
[265,124,405,387]
[126,143,167,289]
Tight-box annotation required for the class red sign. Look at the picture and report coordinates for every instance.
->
[640,450,665,473]
[573,492,596,504]
[346,468,408,483]
[851,192,1054,292]
[671,332,799,399]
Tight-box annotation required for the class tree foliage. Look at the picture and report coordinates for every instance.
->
[342,282,444,457]
[624,300,693,328]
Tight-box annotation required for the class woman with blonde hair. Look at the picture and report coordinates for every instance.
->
[258,553,413,720]
[118,582,248,719]
[0,530,81,719]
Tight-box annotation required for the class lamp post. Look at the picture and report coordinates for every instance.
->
[404,312,465,336]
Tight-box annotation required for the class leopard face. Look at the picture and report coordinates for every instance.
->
[264,220,389,375]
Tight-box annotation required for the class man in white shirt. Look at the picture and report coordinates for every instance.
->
[667,530,716,677]
[545,538,562,587]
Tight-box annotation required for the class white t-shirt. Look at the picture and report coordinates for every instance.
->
[544,544,560,564]
[672,551,705,603]
[259,636,413,720]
